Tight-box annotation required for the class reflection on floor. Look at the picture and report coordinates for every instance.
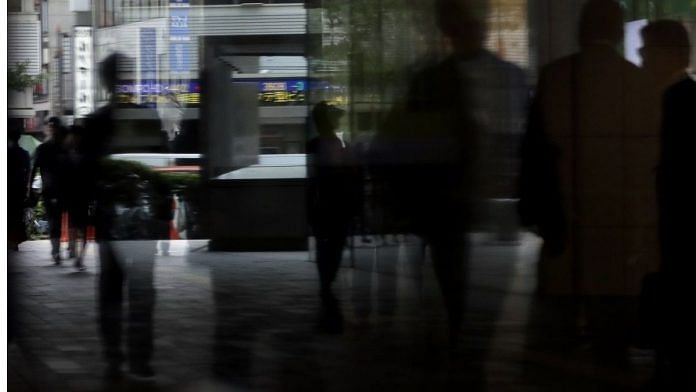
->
[8,235,654,391]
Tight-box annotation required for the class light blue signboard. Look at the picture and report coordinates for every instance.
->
[140,28,157,78]
[140,28,157,106]
[169,0,190,73]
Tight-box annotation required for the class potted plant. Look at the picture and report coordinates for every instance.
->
[8,61,44,108]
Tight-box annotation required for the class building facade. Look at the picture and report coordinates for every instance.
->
[8,0,42,130]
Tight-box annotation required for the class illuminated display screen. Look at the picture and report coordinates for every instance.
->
[257,79,306,105]
[114,79,344,107]
[115,80,201,107]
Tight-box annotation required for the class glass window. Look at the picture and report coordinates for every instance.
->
[41,0,48,33]
[8,0,21,12]
[96,0,104,26]
[106,0,114,26]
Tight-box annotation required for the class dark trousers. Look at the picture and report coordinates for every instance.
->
[313,218,350,294]
[44,197,63,255]
[424,232,468,338]
[98,240,156,365]
[316,234,348,293]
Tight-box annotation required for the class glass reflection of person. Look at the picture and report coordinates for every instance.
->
[84,53,161,379]
[158,91,184,152]
[522,0,652,358]
[307,101,361,333]
[371,0,526,345]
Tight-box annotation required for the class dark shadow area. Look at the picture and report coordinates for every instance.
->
[521,0,643,367]
[520,1,695,390]
[209,265,256,388]
[649,19,696,391]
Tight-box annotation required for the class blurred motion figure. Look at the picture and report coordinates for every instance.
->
[307,101,361,333]
[158,90,184,152]
[8,125,31,250]
[370,0,527,344]
[84,53,162,379]
[647,20,696,391]
[30,117,68,264]
[62,125,90,270]
[520,0,655,357]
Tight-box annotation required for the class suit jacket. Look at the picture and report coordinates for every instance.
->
[530,46,659,295]
[657,76,696,276]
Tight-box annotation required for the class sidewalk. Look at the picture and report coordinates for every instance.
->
[7,236,653,391]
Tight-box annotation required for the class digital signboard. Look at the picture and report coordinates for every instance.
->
[114,78,343,107]
[257,79,306,105]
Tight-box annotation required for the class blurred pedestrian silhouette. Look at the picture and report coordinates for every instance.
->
[158,90,184,153]
[645,20,696,391]
[84,53,163,379]
[635,20,692,352]
[370,0,526,345]
[7,123,28,344]
[307,101,361,333]
[30,117,68,263]
[8,125,31,250]
[62,125,90,270]
[520,0,654,358]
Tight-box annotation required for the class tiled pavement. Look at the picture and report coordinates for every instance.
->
[7,235,655,391]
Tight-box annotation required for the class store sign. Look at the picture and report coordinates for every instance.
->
[115,80,200,106]
[258,79,306,105]
[73,26,93,118]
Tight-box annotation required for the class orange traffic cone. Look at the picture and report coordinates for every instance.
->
[169,220,180,240]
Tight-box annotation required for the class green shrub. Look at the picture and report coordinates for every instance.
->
[27,200,48,240]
